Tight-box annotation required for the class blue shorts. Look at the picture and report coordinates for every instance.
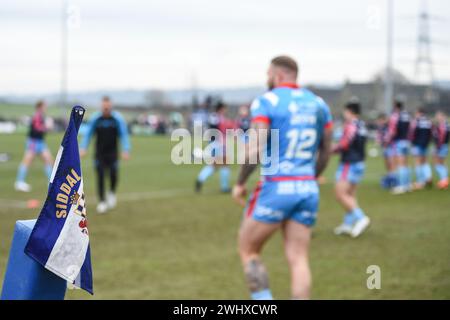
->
[25,138,48,154]
[383,145,394,158]
[245,179,319,227]
[411,145,429,157]
[391,140,410,157]
[241,132,250,144]
[335,162,365,185]
[435,145,449,159]
[208,140,225,158]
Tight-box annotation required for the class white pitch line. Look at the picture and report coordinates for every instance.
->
[0,154,172,170]
[0,189,191,213]
[0,199,29,209]
[90,188,191,204]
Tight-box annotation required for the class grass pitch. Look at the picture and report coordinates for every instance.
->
[0,131,449,299]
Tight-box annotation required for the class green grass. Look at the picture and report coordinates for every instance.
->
[0,104,64,119]
[0,132,449,300]
[0,104,143,122]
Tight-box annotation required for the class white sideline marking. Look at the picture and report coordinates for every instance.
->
[0,154,170,170]
[0,189,191,213]
[0,199,29,209]
[117,189,188,201]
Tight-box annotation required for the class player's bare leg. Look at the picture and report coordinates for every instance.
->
[334,181,369,237]
[40,149,54,181]
[23,151,35,166]
[282,220,311,299]
[238,218,280,300]
[215,153,232,193]
[413,155,430,190]
[15,150,35,192]
[385,155,394,173]
[195,158,229,193]
[413,156,422,189]
[335,181,357,213]
[403,155,411,189]
[392,154,411,194]
[434,154,449,190]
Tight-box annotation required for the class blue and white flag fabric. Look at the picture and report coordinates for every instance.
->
[25,106,93,294]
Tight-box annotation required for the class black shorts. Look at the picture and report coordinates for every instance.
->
[95,154,118,169]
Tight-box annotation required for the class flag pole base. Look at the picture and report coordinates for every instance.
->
[1,220,67,300]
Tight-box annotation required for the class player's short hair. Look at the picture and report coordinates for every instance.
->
[271,56,298,76]
[102,96,111,102]
[346,97,361,115]
[394,100,404,110]
[36,100,45,109]
[215,101,226,112]
[417,107,425,114]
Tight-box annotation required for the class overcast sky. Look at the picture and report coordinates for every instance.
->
[1,0,449,94]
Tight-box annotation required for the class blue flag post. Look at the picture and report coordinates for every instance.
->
[1,106,93,299]
[1,220,67,300]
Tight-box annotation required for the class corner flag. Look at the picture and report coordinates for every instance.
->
[25,106,93,295]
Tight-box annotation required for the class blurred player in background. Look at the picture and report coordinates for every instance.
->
[236,104,252,156]
[377,113,397,189]
[385,100,412,194]
[190,99,210,133]
[409,108,433,190]
[14,100,54,192]
[333,99,370,237]
[232,56,333,300]
[237,104,251,136]
[80,96,130,213]
[195,101,236,193]
[432,110,449,190]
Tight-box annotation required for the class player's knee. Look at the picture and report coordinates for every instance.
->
[238,245,258,264]
[285,249,298,266]
[334,190,340,201]
[334,187,344,201]
[23,156,34,166]
[238,236,259,263]
[237,237,251,260]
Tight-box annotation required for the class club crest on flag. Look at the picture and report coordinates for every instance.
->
[73,193,89,234]
[24,106,93,295]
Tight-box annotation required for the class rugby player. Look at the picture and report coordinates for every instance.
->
[195,101,236,193]
[409,108,433,190]
[384,100,412,194]
[80,96,130,213]
[236,104,252,154]
[237,104,252,134]
[376,113,397,189]
[432,110,449,190]
[333,98,370,237]
[232,56,333,300]
[14,100,54,192]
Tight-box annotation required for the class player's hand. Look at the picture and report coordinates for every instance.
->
[317,176,327,185]
[122,152,130,161]
[232,184,247,207]
[80,149,87,158]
